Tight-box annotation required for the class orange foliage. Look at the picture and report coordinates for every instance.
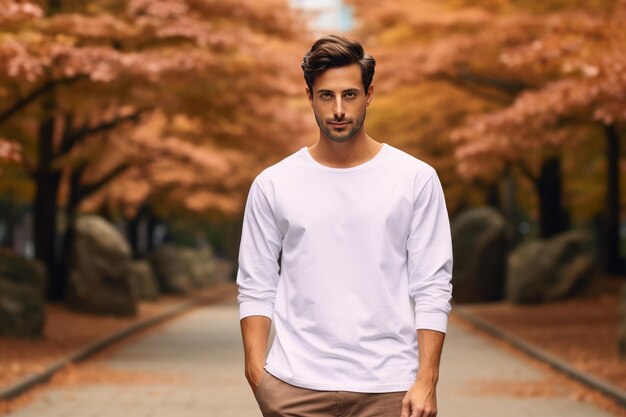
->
[80,112,258,217]
[349,0,625,214]
[0,138,22,162]
[0,1,42,25]
[0,0,315,218]
[450,1,626,180]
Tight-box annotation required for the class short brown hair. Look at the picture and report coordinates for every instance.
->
[301,35,376,93]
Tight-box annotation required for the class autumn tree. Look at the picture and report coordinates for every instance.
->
[0,0,313,298]
[451,1,626,271]
[349,0,625,272]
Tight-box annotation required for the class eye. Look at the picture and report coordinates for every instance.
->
[344,91,357,99]
[319,92,332,99]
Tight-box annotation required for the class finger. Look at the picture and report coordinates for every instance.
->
[400,399,411,417]
[420,407,435,417]
[411,404,427,417]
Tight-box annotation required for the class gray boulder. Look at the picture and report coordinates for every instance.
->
[148,244,195,294]
[0,251,47,337]
[129,260,160,301]
[66,215,136,316]
[506,230,596,304]
[178,247,216,288]
[451,207,508,303]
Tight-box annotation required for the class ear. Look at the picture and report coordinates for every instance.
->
[365,83,374,107]
[305,86,313,106]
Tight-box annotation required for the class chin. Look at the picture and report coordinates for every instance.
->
[329,134,354,143]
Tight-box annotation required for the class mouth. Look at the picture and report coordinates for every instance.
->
[328,121,351,128]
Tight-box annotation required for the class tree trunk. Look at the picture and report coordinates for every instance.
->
[147,207,160,252]
[603,123,623,274]
[485,181,500,208]
[534,157,570,238]
[2,191,15,248]
[34,97,64,299]
[57,167,84,298]
[27,0,67,298]
[127,213,140,258]
[37,1,64,284]
[127,204,150,259]
[503,164,522,248]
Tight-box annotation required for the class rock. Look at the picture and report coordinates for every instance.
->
[0,250,47,337]
[506,230,597,304]
[451,207,508,303]
[178,247,216,288]
[129,260,160,301]
[66,215,136,316]
[618,283,626,358]
[148,244,195,294]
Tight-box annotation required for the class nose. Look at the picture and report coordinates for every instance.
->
[333,97,345,119]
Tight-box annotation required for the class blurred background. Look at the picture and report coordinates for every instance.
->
[0,0,625,412]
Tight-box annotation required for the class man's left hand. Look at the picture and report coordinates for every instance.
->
[400,376,437,417]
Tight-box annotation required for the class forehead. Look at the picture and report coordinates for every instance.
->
[312,64,362,92]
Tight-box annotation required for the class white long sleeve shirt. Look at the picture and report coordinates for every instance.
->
[236,143,453,393]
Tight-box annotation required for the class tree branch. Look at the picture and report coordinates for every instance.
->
[454,65,530,95]
[61,108,152,153]
[0,76,82,126]
[75,162,131,203]
[434,73,514,104]
[432,65,531,103]
[516,160,537,182]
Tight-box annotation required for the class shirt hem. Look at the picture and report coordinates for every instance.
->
[265,365,414,393]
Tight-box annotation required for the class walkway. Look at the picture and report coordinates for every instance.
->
[3,288,619,417]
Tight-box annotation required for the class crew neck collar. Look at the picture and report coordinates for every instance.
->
[300,143,389,173]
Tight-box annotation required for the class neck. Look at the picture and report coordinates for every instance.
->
[309,129,382,168]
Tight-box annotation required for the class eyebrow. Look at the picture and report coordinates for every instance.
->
[317,88,361,94]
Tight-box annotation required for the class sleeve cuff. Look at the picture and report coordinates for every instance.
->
[414,311,449,333]
[239,300,274,321]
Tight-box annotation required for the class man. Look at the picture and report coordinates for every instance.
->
[237,35,453,417]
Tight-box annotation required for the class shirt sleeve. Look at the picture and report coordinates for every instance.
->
[236,176,282,321]
[406,171,453,333]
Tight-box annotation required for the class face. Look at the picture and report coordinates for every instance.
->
[306,64,374,143]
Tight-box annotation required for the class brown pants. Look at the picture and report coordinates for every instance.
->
[254,369,407,417]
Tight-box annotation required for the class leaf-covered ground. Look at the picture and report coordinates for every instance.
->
[460,275,624,415]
